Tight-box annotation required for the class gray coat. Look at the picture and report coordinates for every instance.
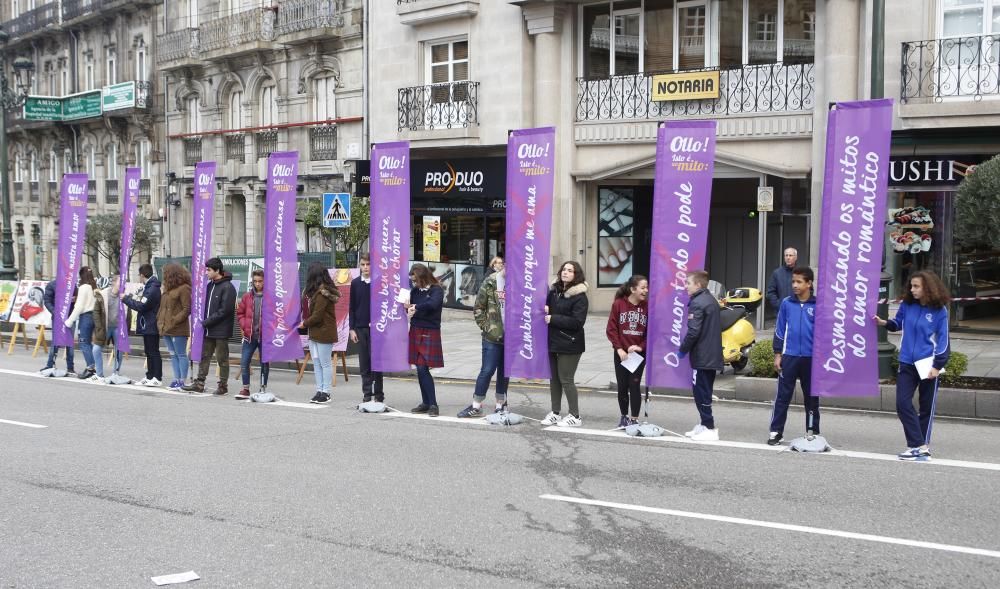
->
[680,288,724,371]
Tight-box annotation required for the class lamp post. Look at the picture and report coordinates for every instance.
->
[0,29,36,281]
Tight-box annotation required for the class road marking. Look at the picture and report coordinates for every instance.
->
[373,409,496,426]
[237,399,327,409]
[543,426,1000,472]
[540,494,1000,559]
[0,368,210,398]
[0,418,47,429]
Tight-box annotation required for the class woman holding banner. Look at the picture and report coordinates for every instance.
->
[65,266,99,380]
[159,264,192,390]
[542,261,589,427]
[606,275,649,429]
[873,270,950,462]
[302,263,340,404]
[406,264,445,417]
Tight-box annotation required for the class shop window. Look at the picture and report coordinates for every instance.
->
[412,214,488,308]
[597,188,636,287]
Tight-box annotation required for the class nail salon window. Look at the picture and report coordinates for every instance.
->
[597,188,636,287]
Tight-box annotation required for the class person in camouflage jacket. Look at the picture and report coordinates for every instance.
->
[458,257,510,418]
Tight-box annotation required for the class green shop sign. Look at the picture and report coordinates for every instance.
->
[103,82,136,112]
[22,96,63,121]
[62,90,103,121]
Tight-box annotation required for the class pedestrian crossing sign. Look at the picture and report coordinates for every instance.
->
[323,192,351,228]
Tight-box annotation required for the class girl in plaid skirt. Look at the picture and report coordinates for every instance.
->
[406,264,445,417]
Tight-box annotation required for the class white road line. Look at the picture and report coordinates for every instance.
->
[542,426,1000,472]
[373,409,496,426]
[540,494,1000,559]
[236,399,327,409]
[0,367,213,397]
[0,418,47,429]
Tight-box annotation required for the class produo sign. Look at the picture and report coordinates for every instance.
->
[353,157,506,199]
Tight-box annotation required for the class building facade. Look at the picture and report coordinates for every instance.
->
[155,0,364,260]
[2,0,161,279]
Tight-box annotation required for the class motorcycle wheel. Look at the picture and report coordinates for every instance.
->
[731,356,749,372]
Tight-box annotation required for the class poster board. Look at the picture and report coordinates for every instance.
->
[0,280,18,321]
[327,268,360,353]
[8,280,51,326]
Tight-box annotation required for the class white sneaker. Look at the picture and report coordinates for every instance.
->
[87,374,104,383]
[540,412,560,426]
[149,377,162,387]
[136,378,151,386]
[685,424,706,438]
[690,427,719,442]
[556,414,582,427]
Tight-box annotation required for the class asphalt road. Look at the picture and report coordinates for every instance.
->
[2,355,999,588]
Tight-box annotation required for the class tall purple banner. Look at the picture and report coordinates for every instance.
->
[646,121,717,389]
[116,167,141,354]
[812,99,893,397]
[190,161,216,361]
[503,127,555,379]
[369,142,411,373]
[52,173,90,347]
[262,152,304,363]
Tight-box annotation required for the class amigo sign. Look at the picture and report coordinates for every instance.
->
[652,71,720,102]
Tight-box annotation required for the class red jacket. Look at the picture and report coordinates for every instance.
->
[606,297,648,352]
[237,290,263,340]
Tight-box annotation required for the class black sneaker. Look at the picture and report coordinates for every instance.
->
[494,402,509,414]
[363,394,373,403]
[428,405,439,417]
[411,403,429,414]
[181,381,204,393]
[310,392,323,403]
[767,432,783,446]
[314,393,331,404]
[457,405,483,418]
[374,394,385,403]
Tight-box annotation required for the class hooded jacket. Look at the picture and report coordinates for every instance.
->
[302,286,340,344]
[679,287,724,371]
[122,276,161,336]
[237,289,264,341]
[158,283,191,337]
[773,294,816,357]
[546,282,589,355]
[202,273,237,339]
[474,271,505,343]
[887,302,950,369]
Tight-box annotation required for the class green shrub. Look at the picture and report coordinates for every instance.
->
[890,349,968,384]
[749,339,778,378]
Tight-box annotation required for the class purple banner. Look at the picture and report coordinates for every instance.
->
[262,152,304,363]
[646,121,717,389]
[116,168,140,354]
[812,99,893,397]
[52,174,90,347]
[190,161,216,361]
[369,142,411,373]
[503,127,555,379]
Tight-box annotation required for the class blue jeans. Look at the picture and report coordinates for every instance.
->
[473,339,509,403]
[77,312,95,368]
[163,335,190,381]
[241,338,269,387]
[93,332,123,377]
[309,340,333,393]
[45,345,75,371]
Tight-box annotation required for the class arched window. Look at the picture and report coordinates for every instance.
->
[259,85,276,127]
[107,143,118,180]
[313,76,336,122]
[229,91,243,130]
[186,95,201,133]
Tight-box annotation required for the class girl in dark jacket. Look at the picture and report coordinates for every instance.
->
[406,263,445,417]
[158,264,192,390]
[542,261,589,427]
[606,275,649,428]
[302,262,340,404]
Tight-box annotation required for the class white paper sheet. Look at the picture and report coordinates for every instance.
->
[151,571,200,586]
[914,356,944,381]
[396,289,410,305]
[621,351,644,373]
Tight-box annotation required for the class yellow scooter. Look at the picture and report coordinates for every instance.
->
[718,287,761,372]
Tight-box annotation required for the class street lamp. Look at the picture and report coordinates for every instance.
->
[0,30,35,280]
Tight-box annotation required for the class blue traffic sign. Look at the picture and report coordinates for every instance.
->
[323,193,351,228]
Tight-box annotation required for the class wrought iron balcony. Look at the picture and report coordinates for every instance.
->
[226,134,246,162]
[105,179,119,205]
[575,62,815,121]
[276,0,348,38]
[398,81,480,131]
[310,125,337,160]
[87,179,98,203]
[139,178,150,204]
[200,7,276,55]
[3,2,59,40]
[255,130,279,160]
[183,138,202,167]
[157,28,199,65]
[901,35,1000,102]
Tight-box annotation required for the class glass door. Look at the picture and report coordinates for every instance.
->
[675,0,710,70]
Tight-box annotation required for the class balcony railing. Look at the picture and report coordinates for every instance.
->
[156,28,199,64]
[183,138,202,167]
[139,178,150,204]
[256,130,278,160]
[901,35,1000,102]
[87,179,97,203]
[398,81,480,131]
[105,179,119,205]
[29,182,39,202]
[136,80,152,108]
[226,134,246,162]
[276,0,345,35]
[310,125,337,160]
[3,3,59,39]
[575,62,815,121]
[200,7,276,53]
[62,0,98,22]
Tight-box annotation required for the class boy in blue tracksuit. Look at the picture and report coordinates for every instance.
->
[874,270,950,461]
[767,267,818,445]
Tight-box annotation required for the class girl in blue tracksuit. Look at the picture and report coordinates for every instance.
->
[768,267,818,445]
[874,270,950,461]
